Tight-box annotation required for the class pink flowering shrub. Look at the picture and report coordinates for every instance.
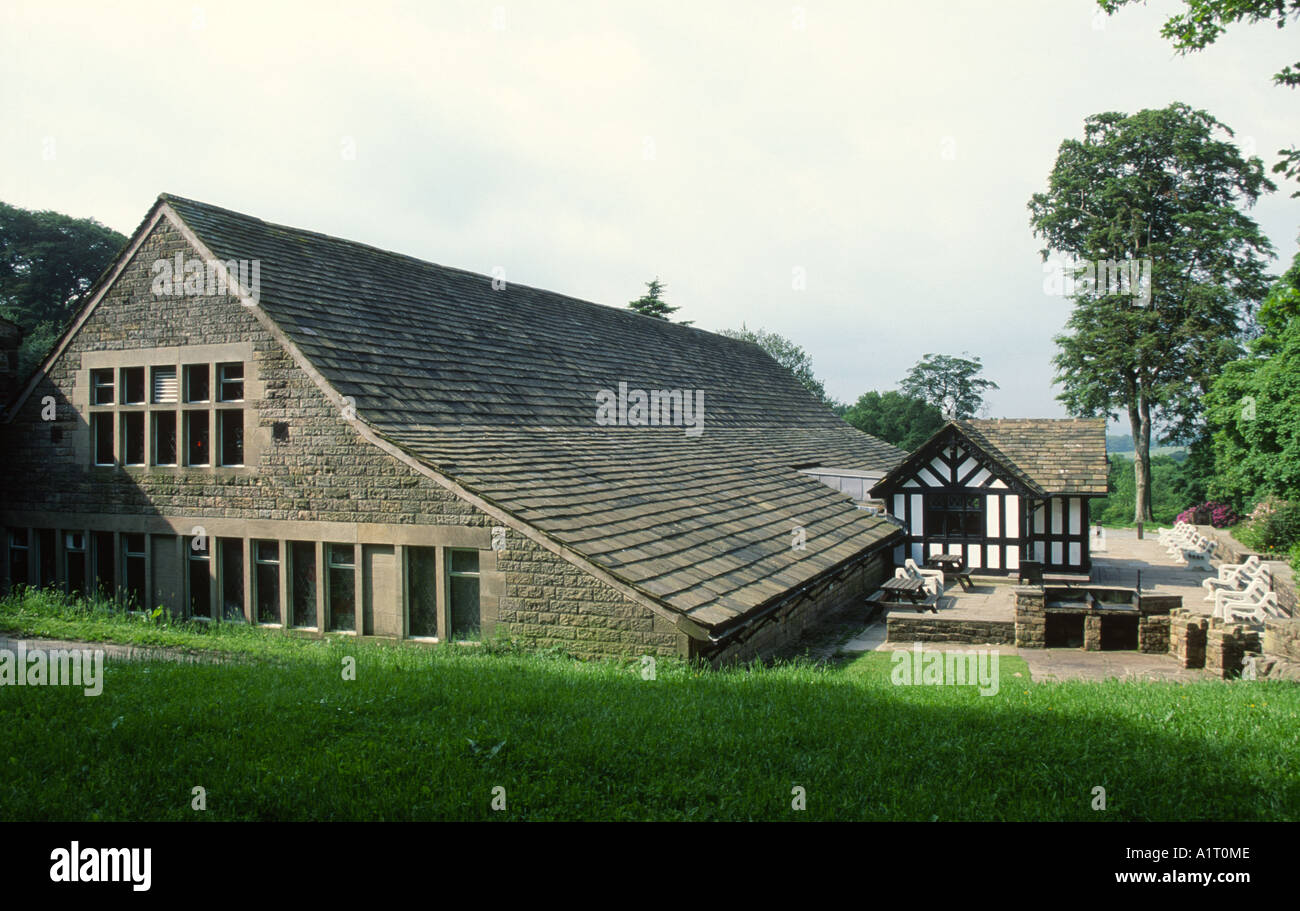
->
[1175,501,1240,528]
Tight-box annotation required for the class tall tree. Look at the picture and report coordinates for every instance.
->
[720,324,835,407]
[898,353,998,419]
[0,201,126,377]
[1098,0,1300,194]
[627,278,687,322]
[1204,247,1300,506]
[842,390,945,451]
[1029,103,1275,523]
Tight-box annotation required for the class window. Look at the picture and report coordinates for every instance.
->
[8,529,29,587]
[151,366,178,404]
[448,549,481,640]
[327,544,355,632]
[290,541,317,628]
[407,547,438,638]
[184,364,210,403]
[92,531,114,596]
[91,369,115,405]
[924,494,985,538]
[122,534,146,609]
[189,536,211,619]
[218,410,243,467]
[93,413,115,465]
[88,358,248,470]
[219,538,244,621]
[64,532,86,596]
[36,529,55,588]
[121,412,145,466]
[153,411,177,465]
[218,363,244,402]
[254,540,281,624]
[186,411,210,466]
[120,367,145,405]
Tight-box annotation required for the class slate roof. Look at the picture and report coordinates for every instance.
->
[158,195,907,634]
[873,417,1107,497]
[961,419,1108,496]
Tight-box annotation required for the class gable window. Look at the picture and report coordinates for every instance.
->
[92,412,115,465]
[151,366,178,404]
[924,494,985,538]
[120,367,145,405]
[218,363,244,402]
[121,412,145,466]
[186,411,210,466]
[153,412,178,465]
[218,410,243,467]
[91,369,115,405]
[184,364,210,403]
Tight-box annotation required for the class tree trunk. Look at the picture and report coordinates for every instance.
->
[1131,389,1155,524]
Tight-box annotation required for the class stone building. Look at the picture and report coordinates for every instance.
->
[0,194,907,663]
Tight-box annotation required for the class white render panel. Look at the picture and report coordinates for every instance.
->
[911,542,924,563]
[929,457,949,481]
[987,496,1001,538]
[989,478,1007,489]
[968,467,992,488]
[910,494,923,535]
[1051,498,1064,535]
[1006,548,1020,570]
[987,548,1001,570]
[917,468,943,488]
[1051,541,1064,565]
[903,478,921,488]
[893,494,906,519]
[968,548,982,569]
[1005,495,1020,538]
[1069,542,1081,566]
[957,457,977,479]
[1068,498,1082,535]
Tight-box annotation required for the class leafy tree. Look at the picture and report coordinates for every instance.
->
[627,278,689,323]
[0,201,126,377]
[1098,0,1300,194]
[1204,248,1300,507]
[842,390,945,451]
[1028,103,1275,523]
[897,353,998,419]
[1093,453,1204,526]
[720,324,835,407]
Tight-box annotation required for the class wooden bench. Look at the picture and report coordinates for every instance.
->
[926,553,973,591]
[874,575,935,613]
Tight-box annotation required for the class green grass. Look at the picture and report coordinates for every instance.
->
[1,589,1298,821]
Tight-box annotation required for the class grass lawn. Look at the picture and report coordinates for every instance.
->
[1,589,1297,821]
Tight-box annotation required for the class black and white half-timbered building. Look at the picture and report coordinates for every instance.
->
[870,418,1108,575]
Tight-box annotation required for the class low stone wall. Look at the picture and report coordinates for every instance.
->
[706,550,890,665]
[1014,587,1045,648]
[1206,624,1261,679]
[1264,616,1300,663]
[1014,586,1174,651]
[1139,615,1170,654]
[1169,611,1208,668]
[886,616,1015,645]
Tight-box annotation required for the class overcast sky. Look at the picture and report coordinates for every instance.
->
[1,0,1296,421]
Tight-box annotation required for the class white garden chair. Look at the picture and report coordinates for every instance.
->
[1202,560,1270,601]
[1213,577,1270,620]
[1223,592,1283,625]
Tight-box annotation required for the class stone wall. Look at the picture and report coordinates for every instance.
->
[1206,624,1261,679]
[1264,616,1300,663]
[1139,615,1169,654]
[1168,611,1208,668]
[887,616,1015,645]
[704,551,890,665]
[0,218,684,661]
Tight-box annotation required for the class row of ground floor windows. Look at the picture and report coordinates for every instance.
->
[5,528,481,640]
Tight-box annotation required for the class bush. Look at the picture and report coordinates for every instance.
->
[1235,499,1300,557]
[1175,501,1240,528]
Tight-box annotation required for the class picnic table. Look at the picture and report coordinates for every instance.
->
[880,575,935,613]
[926,553,973,591]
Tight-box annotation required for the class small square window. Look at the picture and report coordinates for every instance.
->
[151,366,178,403]
[91,369,115,405]
[184,364,210,403]
[120,367,145,405]
[217,363,244,402]
[272,421,289,442]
